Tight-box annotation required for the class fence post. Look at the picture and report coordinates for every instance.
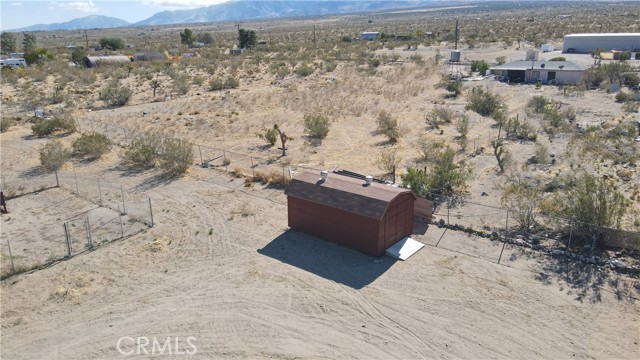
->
[505,209,509,239]
[567,217,574,251]
[63,222,71,257]
[98,179,103,206]
[118,206,124,238]
[120,183,126,214]
[223,151,228,172]
[447,204,450,226]
[73,166,79,195]
[199,145,204,167]
[85,216,93,249]
[54,170,60,188]
[148,197,154,227]
[6,239,16,274]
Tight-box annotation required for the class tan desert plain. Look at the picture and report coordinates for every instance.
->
[1,1,640,359]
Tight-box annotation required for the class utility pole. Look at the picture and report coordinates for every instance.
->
[85,29,89,49]
[454,19,459,50]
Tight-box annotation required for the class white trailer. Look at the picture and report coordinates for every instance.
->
[0,58,27,68]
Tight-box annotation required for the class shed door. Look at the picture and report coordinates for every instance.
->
[384,199,411,249]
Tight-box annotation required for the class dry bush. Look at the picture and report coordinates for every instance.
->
[376,110,400,143]
[31,113,77,137]
[426,105,455,129]
[159,137,193,176]
[303,113,330,140]
[72,132,112,160]
[39,140,70,173]
[1,117,16,132]
[123,134,162,170]
[252,169,291,187]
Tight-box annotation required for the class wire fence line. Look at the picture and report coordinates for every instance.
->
[1,170,153,280]
[424,190,640,254]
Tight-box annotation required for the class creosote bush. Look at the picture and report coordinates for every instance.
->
[72,132,112,160]
[99,80,132,107]
[466,86,502,117]
[39,139,70,173]
[303,114,330,140]
[376,110,400,143]
[31,113,77,137]
[124,134,192,176]
[402,145,471,199]
[256,127,278,146]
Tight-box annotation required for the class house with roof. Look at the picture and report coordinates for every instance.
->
[132,51,164,62]
[489,60,586,85]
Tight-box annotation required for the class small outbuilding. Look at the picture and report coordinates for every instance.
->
[360,32,380,41]
[132,51,164,62]
[285,171,415,257]
[83,55,131,68]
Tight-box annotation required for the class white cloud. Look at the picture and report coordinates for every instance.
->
[143,0,227,9]
[60,1,99,13]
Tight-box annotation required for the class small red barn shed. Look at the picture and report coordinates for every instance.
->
[284,171,415,257]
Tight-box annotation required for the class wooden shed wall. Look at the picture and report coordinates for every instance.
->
[287,192,414,257]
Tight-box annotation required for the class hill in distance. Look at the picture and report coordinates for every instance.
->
[11,15,131,32]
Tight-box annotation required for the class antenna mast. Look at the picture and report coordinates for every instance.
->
[454,19,459,50]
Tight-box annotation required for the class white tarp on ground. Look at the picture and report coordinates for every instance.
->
[385,237,425,260]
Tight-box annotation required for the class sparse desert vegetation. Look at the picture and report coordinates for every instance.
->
[1,1,640,358]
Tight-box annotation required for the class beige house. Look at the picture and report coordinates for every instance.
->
[489,60,585,85]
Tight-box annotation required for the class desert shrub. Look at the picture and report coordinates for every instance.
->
[445,80,463,98]
[31,113,77,137]
[527,142,549,165]
[1,117,16,132]
[173,74,190,95]
[294,64,314,77]
[495,56,506,65]
[72,132,111,160]
[402,146,471,199]
[376,110,400,143]
[123,134,161,170]
[417,138,446,163]
[324,60,337,72]
[558,175,629,244]
[501,179,542,232]
[256,127,278,146]
[303,114,330,140]
[426,106,455,129]
[252,169,291,187]
[159,137,193,176]
[224,76,239,89]
[615,91,632,103]
[623,102,639,113]
[470,60,490,74]
[504,116,536,141]
[99,80,132,107]
[466,86,502,117]
[209,77,239,91]
[527,95,548,113]
[49,85,65,104]
[377,149,402,182]
[39,140,70,173]
[549,57,566,61]
[99,37,125,51]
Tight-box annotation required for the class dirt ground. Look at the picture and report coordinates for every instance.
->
[2,10,640,358]
[1,117,640,358]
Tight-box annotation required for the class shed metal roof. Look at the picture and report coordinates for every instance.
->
[85,56,131,63]
[285,171,414,220]
[490,60,584,71]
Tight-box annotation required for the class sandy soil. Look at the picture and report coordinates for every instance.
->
[1,119,639,359]
[1,16,640,359]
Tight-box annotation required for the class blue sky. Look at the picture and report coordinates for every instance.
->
[0,0,230,30]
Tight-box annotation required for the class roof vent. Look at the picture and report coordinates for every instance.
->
[365,176,373,186]
[320,171,328,182]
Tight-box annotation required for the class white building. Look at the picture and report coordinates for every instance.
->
[562,33,640,53]
[0,58,27,68]
[489,60,585,85]
[360,32,380,41]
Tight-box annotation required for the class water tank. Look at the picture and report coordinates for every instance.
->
[450,50,461,62]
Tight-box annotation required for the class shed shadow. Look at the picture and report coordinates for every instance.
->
[258,230,396,289]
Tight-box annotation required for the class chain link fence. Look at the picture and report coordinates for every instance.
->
[1,171,152,280]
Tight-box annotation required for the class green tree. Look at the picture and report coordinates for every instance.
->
[470,60,490,74]
[22,33,36,53]
[99,37,125,51]
[39,140,70,186]
[71,46,87,65]
[180,28,195,47]
[1,32,17,54]
[238,28,257,49]
[24,47,54,66]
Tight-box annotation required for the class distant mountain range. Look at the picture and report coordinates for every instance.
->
[9,0,438,31]
[12,15,131,32]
